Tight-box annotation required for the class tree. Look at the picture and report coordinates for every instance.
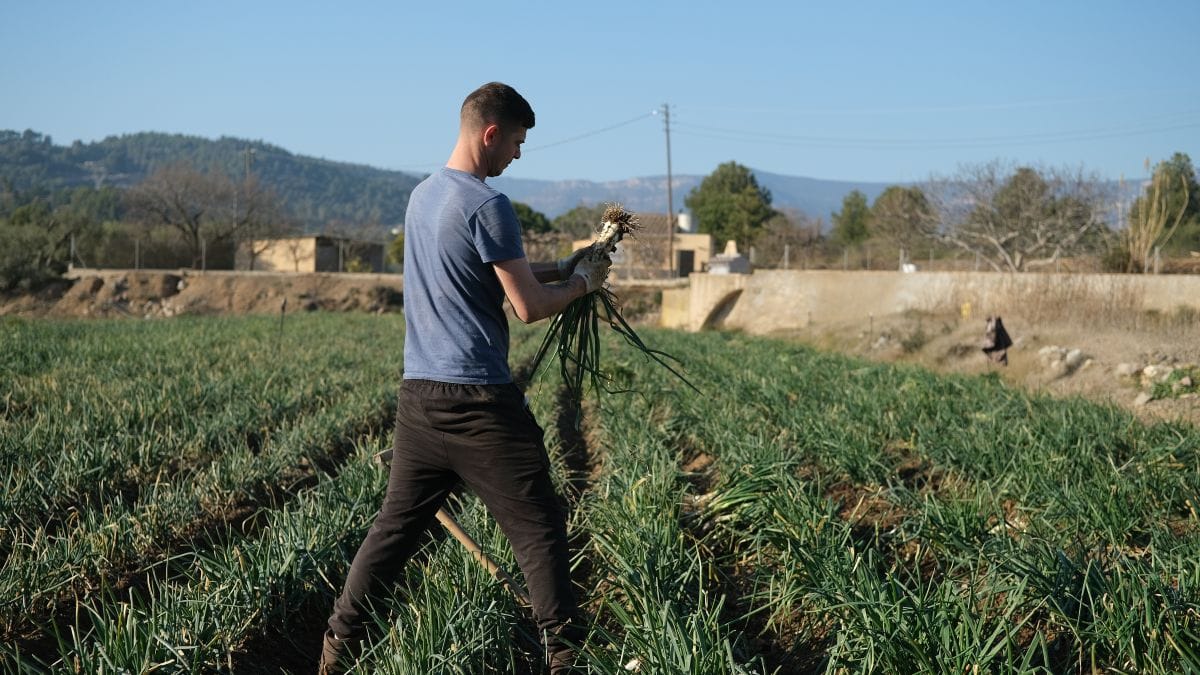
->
[552,202,608,239]
[0,196,71,291]
[870,185,934,261]
[125,162,287,268]
[752,209,820,269]
[387,231,404,268]
[684,161,776,249]
[124,163,220,267]
[924,161,1109,272]
[1123,162,1190,272]
[830,190,872,248]
[1129,152,1199,256]
[512,201,552,234]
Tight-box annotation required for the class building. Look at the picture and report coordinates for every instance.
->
[235,235,385,273]
[571,212,713,279]
[708,239,752,275]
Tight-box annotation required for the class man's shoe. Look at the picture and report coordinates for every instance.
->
[318,629,361,675]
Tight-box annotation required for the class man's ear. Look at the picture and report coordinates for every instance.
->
[481,123,501,146]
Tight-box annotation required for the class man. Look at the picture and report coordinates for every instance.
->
[319,82,609,674]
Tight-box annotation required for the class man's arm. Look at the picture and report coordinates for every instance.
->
[528,247,588,284]
[494,257,588,323]
[528,261,564,284]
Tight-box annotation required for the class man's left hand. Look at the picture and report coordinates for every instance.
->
[556,248,589,281]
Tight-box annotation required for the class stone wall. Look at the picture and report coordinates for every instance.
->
[662,270,1200,334]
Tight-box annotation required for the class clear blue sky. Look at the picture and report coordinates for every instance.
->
[3,1,1197,184]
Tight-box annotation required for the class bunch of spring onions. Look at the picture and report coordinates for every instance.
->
[528,205,697,411]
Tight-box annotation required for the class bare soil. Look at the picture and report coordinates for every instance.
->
[4,270,1194,427]
[789,311,1200,428]
[0,269,404,319]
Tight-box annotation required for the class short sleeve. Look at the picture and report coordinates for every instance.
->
[472,194,525,263]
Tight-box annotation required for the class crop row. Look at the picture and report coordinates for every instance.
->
[617,329,1200,671]
[3,315,1198,672]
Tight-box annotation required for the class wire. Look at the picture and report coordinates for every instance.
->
[671,116,1200,150]
[675,89,1188,117]
[523,113,655,153]
[389,112,656,170]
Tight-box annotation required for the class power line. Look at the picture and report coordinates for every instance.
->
[391,112,655,171]
[671,116,1200,150]
[675,89,1189,117]
[523,113,655,153]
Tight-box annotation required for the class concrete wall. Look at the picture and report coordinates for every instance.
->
[238,238,386,273]
[238,238,318,272]
[662,270,1200,334]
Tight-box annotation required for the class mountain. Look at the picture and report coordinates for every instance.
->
[492,171,893,225]
[0,130,422,229]
[3,129,1144,234]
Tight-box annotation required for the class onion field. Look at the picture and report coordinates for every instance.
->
[2,313,1198,673]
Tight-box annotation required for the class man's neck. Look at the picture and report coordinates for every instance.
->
[446,138,487,181]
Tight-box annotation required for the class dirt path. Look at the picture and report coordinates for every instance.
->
[787,311,1200,428]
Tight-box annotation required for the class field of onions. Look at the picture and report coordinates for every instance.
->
[2,313,1198,673]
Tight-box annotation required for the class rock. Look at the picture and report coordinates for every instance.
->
[1134,392,1154,407]
[1143,365,1175,382]
[1114,363,1141,378]
[1180,376,1194,388]
[1046,359,1066,377]
[1038,346,1066,367]
[1064,349,1086,370]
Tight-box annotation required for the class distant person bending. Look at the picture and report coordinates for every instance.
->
[319,82,609,675]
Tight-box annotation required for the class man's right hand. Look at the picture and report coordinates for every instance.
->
[571,256,611,294]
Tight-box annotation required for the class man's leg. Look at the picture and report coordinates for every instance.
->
[327,383,457,640]
[448,384,582,671]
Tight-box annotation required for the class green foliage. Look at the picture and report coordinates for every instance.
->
[387,232,404,267]
[0,184,122,291]
[5,315,1200,672]
[1150,366,1199,401]
[1130,153,1200,255]
[551,202,608,239]
[831,189,872,248]
[511,200,552,234]
[870,185,931,252]
[0,129,421,230]
[683,161,776,249]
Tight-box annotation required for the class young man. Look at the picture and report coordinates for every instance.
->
[320,82,609,674]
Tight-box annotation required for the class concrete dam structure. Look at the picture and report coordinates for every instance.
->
[661,270,1200,334]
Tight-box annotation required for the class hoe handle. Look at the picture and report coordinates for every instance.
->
[435,508,532,606]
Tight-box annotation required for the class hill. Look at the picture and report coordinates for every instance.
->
[491,171,893,225]
[2,129,1144,232]
[0,130,422,229]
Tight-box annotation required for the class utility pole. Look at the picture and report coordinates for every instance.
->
[662,103,675,277]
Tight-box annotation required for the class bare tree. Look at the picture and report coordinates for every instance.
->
[924,161,1110,272]
[752,209,819,269]
[126,162,289,269]
[125,163,217,267]
[1123,168,1189,272]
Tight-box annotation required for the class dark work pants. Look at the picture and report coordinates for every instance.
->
[327,379,580,661]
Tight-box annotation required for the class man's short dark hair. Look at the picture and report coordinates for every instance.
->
[461,82,535,131]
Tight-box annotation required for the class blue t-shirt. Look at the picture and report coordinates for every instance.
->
[402,168,525,384]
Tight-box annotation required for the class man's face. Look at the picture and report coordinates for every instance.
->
[485,125,526,177]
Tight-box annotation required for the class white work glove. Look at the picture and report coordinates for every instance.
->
[571,256,611,294]
[556,248,589,281]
